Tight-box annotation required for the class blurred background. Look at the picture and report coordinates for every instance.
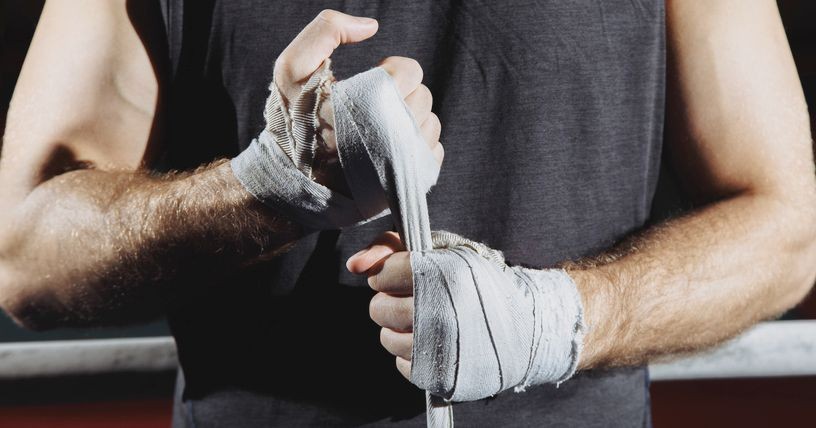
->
[1,1,815,427]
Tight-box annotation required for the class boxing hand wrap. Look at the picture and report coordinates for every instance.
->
[332,67,441,241]
[329,68,450,425]
[231,63,440,231]
[410,231,586,402]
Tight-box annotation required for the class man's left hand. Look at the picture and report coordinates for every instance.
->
[347,231,414,380]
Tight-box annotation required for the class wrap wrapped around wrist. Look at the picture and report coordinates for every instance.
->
[231,61,584,426]
[231,62,440,231]
[411,231,585,402]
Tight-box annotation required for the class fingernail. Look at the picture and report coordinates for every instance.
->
[346,248,368,272]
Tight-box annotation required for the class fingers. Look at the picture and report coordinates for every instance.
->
[420,113,444,165]
[346,231,404,274]
[379,56,423,98]
[404,84,433,124]
[380,328,413,360]
[367,252,413,295]
[275,10,378,88]
[386,331,413,380]
[405,84,444,166]
[430,141,444,165]
[369,292,414,332]
[396,356,412,380]
[420,112,441,142]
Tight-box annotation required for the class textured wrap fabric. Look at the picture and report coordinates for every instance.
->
[231,131,364,230]
[230,65,439,231]
[164,1,664,426]
[333,68,584,422]
[263,61,334,178]
[234,64,583,425]
[332,67,452,427]
[332,68,440,248]
[234,63,452,424]
[411,231,585,402]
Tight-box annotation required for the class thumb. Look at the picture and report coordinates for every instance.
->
[274,10,378,89]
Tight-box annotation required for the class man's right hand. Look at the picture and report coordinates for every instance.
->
[269,9,444,192]
[0,6,442,329]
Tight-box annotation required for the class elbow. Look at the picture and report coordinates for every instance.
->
[0,262,58,331]
[0,217,65,331]
[795,181,816,293]
[777,190,816,309]
[791,221,816,305]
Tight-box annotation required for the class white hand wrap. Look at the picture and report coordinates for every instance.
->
[411,231,585,402]
[230,63,440,230]
[232,62,584,426]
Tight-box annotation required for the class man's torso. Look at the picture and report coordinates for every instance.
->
[161,1,665,426]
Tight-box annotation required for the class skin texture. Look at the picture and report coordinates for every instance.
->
[0,0,813,388]
[0,4,442,329]
[349,0,816,380]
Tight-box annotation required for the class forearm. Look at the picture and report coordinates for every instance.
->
[569,192,816,369]
[0,161,301,329]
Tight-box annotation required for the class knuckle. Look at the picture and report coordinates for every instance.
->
[273,57,294,82]
[367,272,381,291]
[404,57,421,70]
[417,85,433,106]
[420,84,432,99]
[399,250,412,265]
[369,293,384,323]
[316,9,341,24]
[379,328,389,347]
[314,10,346,39]
[407,58,423,80]
[389,250,407,267]
[384,231,404,249]
[392,253,414,291]
[273,56,288,73]
[400,298,414,321]
[393,298,406,320]
[367,252,413,294]
[429,113,441,131]
[396,357,412,377]
[384,57,422,81]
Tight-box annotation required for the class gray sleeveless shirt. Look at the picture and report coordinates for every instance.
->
[160,1,665,426]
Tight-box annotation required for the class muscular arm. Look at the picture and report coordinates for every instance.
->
[0,4,432,330]
[353,0,816,382]
[572,0,816,368]
[0,162,298,329]
[0,1,300,329]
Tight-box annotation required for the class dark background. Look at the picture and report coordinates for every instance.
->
[1,1,815,427]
